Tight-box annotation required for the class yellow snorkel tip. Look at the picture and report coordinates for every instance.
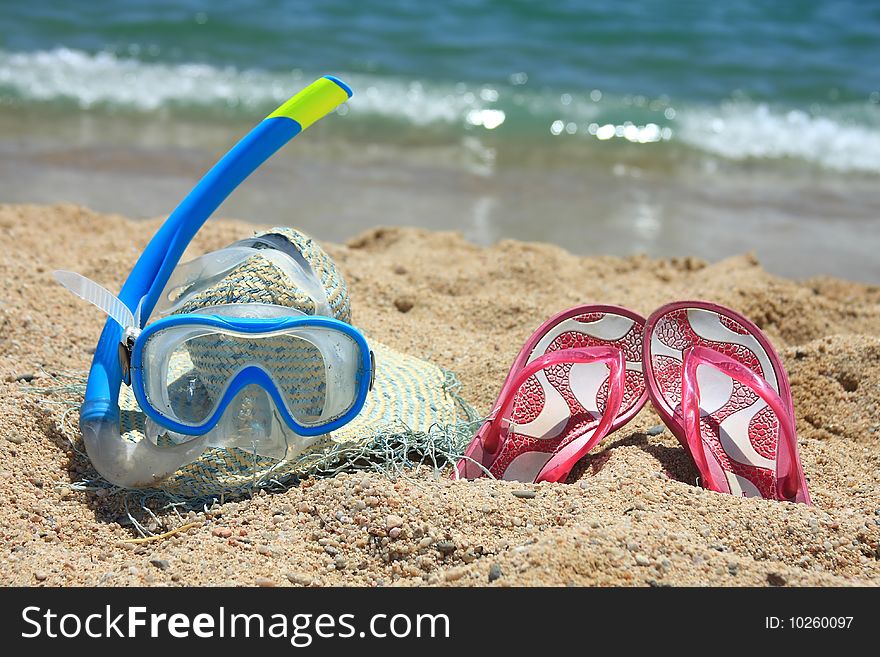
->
[266,75,352,129]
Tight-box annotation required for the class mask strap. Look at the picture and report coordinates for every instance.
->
[54,271,136,333]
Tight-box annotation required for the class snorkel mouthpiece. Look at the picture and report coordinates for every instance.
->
[57,76,353,488]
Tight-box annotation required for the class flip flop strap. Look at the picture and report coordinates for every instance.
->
[681,345,798,499]
[481,346,626,454]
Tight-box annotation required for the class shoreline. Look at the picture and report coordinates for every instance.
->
[1,107,879,284]
[0,203,878,587]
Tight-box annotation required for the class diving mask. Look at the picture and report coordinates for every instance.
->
[54,76,367,488]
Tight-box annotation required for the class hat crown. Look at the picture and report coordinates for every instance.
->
[158,228,351,323]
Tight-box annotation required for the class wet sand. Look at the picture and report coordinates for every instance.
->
[1,108,879,284]
[0,203,878,586]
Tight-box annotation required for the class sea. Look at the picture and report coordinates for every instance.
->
[1,0,878,281]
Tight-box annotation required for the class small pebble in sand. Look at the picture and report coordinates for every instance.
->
[635,554,650,566]
[150,559,170,570]
[767,573,787,586]
[34,571,48,582]
[286,572,312,586]
[394,298,414,313]
[512,490,536,499]
[436,541,456,554]
[385,514,404,529]
[646,425,666,436]
[389,527,402,539]
[5,435,24,445]
[488,564,503,582]
[212,527,233,538]
[255,578,275,587]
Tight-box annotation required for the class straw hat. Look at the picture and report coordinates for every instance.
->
[116,227,475,498]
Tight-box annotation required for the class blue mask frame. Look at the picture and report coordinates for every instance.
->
[130,314,373,437]
[80,75,356,434]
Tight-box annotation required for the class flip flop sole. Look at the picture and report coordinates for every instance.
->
[460,305,647,483]
[644,301,796,499]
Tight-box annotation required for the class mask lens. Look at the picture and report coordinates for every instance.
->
[140,322,364,433]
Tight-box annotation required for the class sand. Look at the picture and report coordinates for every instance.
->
[0,203,878,587]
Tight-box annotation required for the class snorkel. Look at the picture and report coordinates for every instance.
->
[76,76,353,487]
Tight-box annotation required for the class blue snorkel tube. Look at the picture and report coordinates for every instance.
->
[79,76,353,487]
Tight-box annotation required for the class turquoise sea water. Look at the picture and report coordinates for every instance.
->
[0,1,878,280]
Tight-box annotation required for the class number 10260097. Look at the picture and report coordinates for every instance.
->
[765,617,853,629]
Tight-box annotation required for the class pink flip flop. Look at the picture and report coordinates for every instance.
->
[455,305,648,483]
[643,301,811,504]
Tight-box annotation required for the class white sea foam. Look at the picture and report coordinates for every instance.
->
[2,48,879,173]
[677,102,880,173]
[0,47,493,125]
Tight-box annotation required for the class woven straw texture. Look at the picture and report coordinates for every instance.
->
[175,227,351,322]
